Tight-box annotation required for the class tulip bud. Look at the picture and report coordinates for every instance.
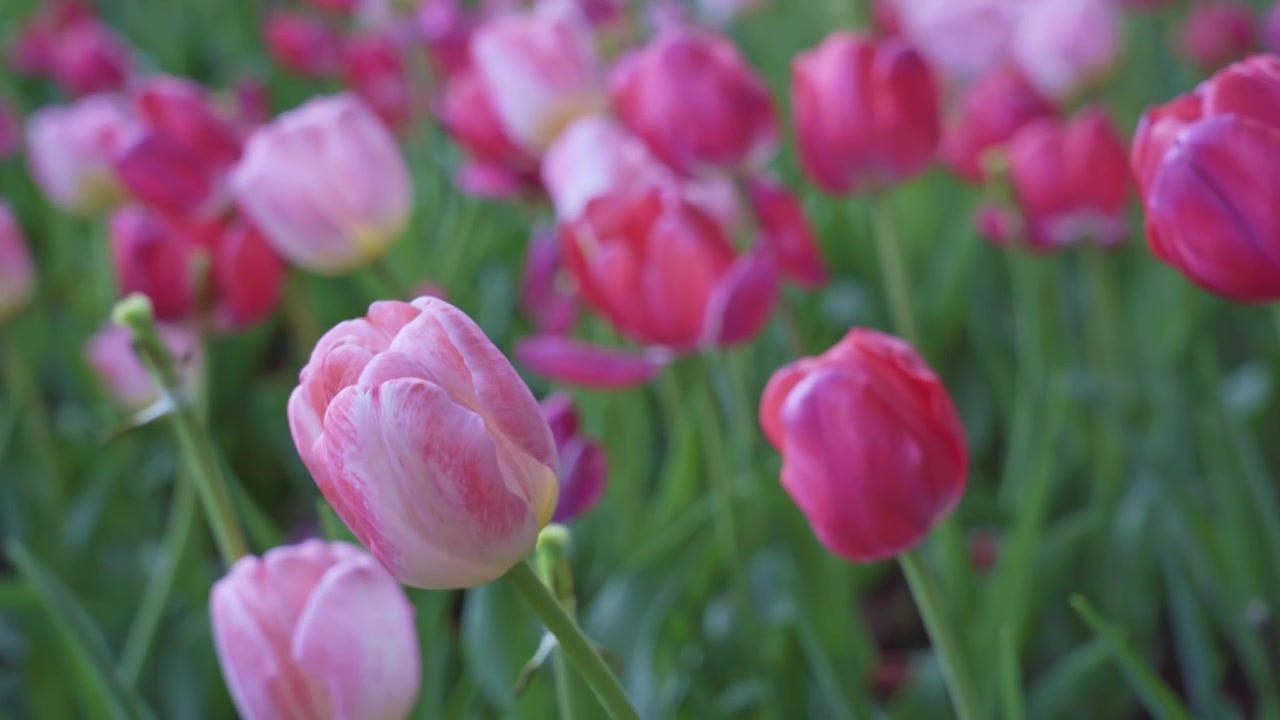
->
[759,329,967,562]
[210,540,420,720]
[264,10,344,76]
[1135,55,1280,301]
[85,322,201,411]
[471,3,606,155]
[541,393,607,522]
[232,93,412,275]
[288,298,560,589]
[0,201,35,326]
[1011,0,1120,102]
[941,66,1056,183]
[26,94,141,214]
[890,0,1016,80]
[342,32,415,132]
[997,106,1130,251]
[792,32,941,195]
[746,175,827,287]
[439,69,539,198]
[50,19,133,97]
[610,29,776,173]
[1179,3,1255,73]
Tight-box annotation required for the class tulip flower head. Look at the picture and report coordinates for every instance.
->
[289,297,560,589]
[0,201,35,326]
[1133,55,1280,301]
[232,93,412,275]
[210,540,421,720]
[941,66,1056,183]
[264,10,344,76]
[890,0,1016,80]
[1010,0,1121,101]
[26,94,142,214]
[440,68,540,198]
[760,329,968,562]
[1179,3,1255,73]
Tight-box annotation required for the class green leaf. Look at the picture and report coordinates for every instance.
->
[460,580,544,711]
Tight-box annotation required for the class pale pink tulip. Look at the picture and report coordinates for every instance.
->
[1011,0,1121,101]
[231,93,412,275]
[0,201,35,325]
[25,93,141,213]
[892,0,1017,79]
[84,322,201,411]
[210,540,420,720]
[471,2,605,154]
[289,298,559,589]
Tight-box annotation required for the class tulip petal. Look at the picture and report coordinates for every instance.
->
[704,249,778,347]
[292,557,421,720]
[516,335,671,388]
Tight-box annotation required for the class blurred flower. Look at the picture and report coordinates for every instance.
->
[232,93,412,275]
[746,175,827,288]
[890,0,1016,79]
[264,10,344,76]
[342,32,415,132]
[1178,3,1255,73]
[541,115,670,221]
[1010,0,1121,101]
[1133,55,1280,301]
[471,2,606,155]
[516,335,672,388]
[941,66,1056,183]
[85,321,201,411]
[49,18,134,97]
[0,201,35,326]
[26,94,142,214]
[413,0,476,81]
[541,393,607,522]
[0,99,21,159]
[229,77,271,128]
[8,0,95,76]
[211,540,420,720]
[440,69,539,198]
[759,328,967,562]
[792,32,940,195]
[988,106,1130,251]
[521,227,578,334]
[1264,3,1280,55]
[610,29,776,173]
[288,298,560,589]
[561,186,777,350]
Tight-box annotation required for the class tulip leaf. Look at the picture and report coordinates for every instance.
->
[6,542,158,720]
[460,579,546,713]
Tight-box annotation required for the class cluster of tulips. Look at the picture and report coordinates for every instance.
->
[4,0,1280,717]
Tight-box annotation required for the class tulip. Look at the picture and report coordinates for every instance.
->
[889,0,1016,80]
[0,99,20,160]
[342,32,415,132]
[0,201,35,326]
[521,227,578,335]
[264,10,344,76]
[133,76,244,170]
[541,115,671,222]
[439,69,539,198]
[50,19,133,97]
[560,186,776,350]
[792,32,941,195]
[210,540,420,720]
[1010,0,1121,101]
[941,66,1056,183]
[8,0,95,76]
[996,107,1130,251]
[516,335,671,388]
[1178,3,1255,73]
[110,205,196,321]
[1134,55,1280,301]
[85,322,201,411]
[288,297,560,589]
[205,217,288,332]
[610,29,776,173]
[471,3,606,155]
[759,328,967,562]
[746,175,827,287]
[26,94,141,214]
[541,393,607,522]
[231,93,412,275]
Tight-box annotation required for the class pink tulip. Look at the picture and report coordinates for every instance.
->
[264,10,344,77]
[50,18,133,97]
[342,32,416,132]
[1011,0,1121,101]
[541,115,671,221]
[289,298,560,588]
[8,0,95,76]
[610,29,776,173]
[516,335,672,388]
[232,93,412,275]
[26,94,141,214]
[439,69,540,198]
[941,66,1056,183]
[891,0,1017,79]
[0,201,35,326]
[210,540,420,720]
[541,393,607,522]
[1179,3,1256,73]
[746,175,827,288]
[471,2,605,154]
[85,322,201,411]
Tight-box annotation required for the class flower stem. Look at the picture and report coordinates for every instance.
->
[536,528,586,720]
[3,337,63,507]
[899,550,981,720]
[868,199,921,348]
[505,560,639,720]
[113,295,250,565]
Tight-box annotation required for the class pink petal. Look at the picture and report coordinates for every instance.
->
[516,335,671,388]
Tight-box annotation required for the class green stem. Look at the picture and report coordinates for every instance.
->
[3,338,63,507]
[899,550,981,720]
[868,198,921,348]
[1082,248,1124,525]
[504,560,639,720]
[536,532,586,720]
[113,295,250,565]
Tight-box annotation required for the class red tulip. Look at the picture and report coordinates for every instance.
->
[792,32,940,195]
[1134,55,1280,301]
[0,200,35,326]
[941,66,1056,183]
[561,186,776,350]
[264,10,344,77]
[343,32,415,132]
[50,19,133,97]
[746,175,827,288]
[995,106,1130,251]
[110,205,196,321]
[541,393,607,522]
[759,329,967,562]
[439,69,539,198]
[516,335,671,389]
[205,217,287,332]
[610,29,776,173]
[1179,3,1255,73]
